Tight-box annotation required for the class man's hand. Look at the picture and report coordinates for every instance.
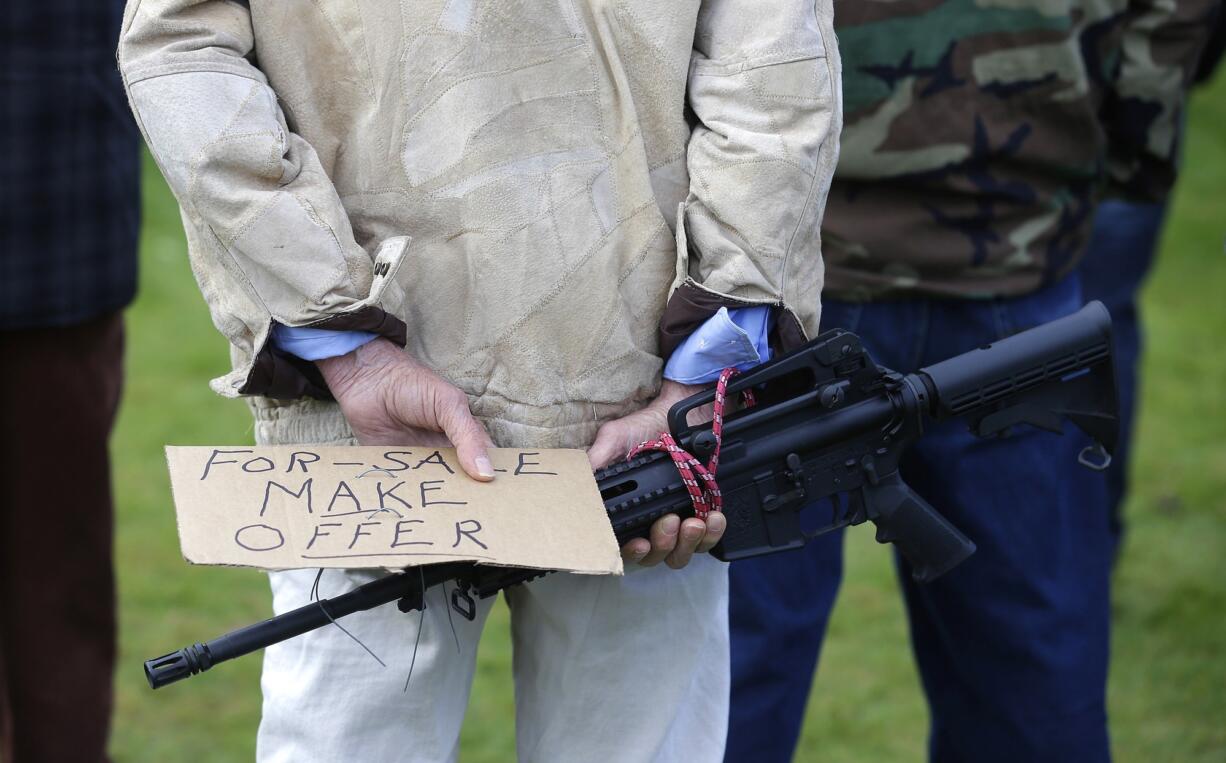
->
[316,338,496,482]
[588,380,726,569]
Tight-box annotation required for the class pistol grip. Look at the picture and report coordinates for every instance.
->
[864,473,977,583]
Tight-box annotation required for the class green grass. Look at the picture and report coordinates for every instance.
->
[110,75,1226,761]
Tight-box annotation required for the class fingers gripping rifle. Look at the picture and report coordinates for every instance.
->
[145,302,1119,689]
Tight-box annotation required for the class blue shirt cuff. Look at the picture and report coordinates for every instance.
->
[271,325,379,362]
[662,306,772,384]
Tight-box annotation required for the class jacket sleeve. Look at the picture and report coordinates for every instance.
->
[659,0,841,358]
[1104,0,1221,202]
[118,0,408,400]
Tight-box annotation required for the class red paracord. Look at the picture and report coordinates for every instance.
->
[627,367,754,520]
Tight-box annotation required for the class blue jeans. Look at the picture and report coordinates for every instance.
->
[726,276,1113,762]
[1078,199,1167,553]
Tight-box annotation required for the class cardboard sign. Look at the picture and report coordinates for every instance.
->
[165,446,622,575]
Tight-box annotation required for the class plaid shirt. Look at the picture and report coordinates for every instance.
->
[1,0,140,330]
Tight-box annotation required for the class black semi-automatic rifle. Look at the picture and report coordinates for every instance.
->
[145,301,1119,689]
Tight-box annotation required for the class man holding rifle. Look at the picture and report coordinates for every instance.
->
[118,1,840,759]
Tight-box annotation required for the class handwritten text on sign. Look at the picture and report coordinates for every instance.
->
[164,446,622,574]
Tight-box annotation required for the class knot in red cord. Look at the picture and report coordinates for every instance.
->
[627,367,755,520]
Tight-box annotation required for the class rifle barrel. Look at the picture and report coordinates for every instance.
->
[145,564,460,688]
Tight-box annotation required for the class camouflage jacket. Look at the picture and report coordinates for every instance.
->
[824,0,1219,301]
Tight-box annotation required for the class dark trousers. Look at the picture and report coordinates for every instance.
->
[727,276,1113,762]
[0,313,122,763]
[1078,199,1167,554]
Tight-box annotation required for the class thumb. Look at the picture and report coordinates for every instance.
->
[587,423,631,471]
[443,406,497,482]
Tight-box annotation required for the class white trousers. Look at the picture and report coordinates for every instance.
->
[256,558,729,763]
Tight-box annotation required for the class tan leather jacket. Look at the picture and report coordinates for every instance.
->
[119,0,841,448]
